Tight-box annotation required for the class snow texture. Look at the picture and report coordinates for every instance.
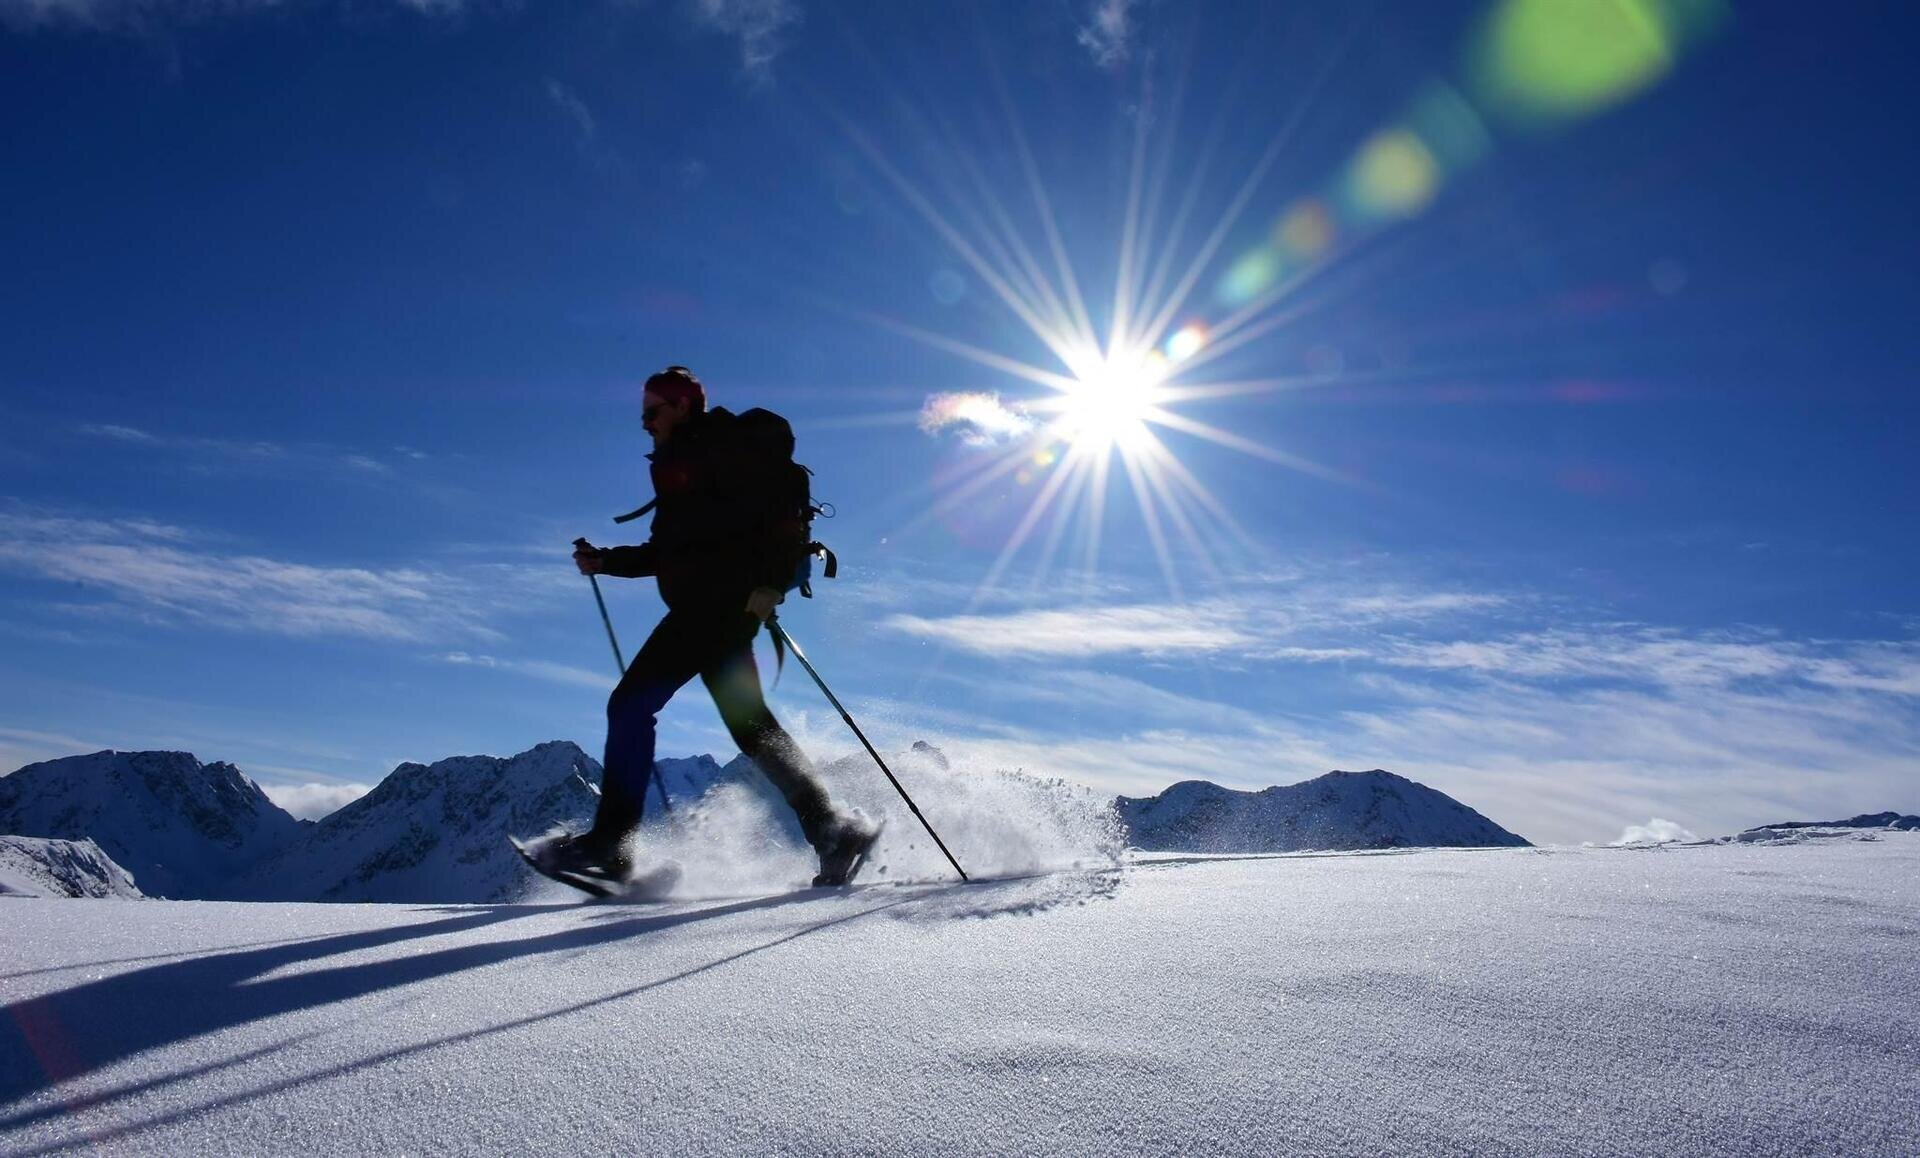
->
[0,836,143,899]
[0,751,301,899]
[0,836,1913,1155]
[1117,768,1529,852]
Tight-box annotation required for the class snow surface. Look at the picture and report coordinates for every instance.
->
[0,837,143,899]
[2,835,1915,1155]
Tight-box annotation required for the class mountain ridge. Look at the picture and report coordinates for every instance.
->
[6,744,1538,899]
[1116,768,1531,852]
[0,750,303,899]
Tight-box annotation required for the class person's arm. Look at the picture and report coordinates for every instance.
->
[574,540,657,578]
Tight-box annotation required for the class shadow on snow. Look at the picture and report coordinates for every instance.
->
[0,868,1123,1153]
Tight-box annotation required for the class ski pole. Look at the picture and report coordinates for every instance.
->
[575,538,672,814]
[765,614,968,882]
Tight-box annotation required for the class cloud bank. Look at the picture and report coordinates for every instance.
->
[262,780,374,821]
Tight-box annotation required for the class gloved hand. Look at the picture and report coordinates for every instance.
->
[572,539,605,576]
[745,586,785,621]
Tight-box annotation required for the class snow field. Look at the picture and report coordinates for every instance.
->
[1,835,1915,1156]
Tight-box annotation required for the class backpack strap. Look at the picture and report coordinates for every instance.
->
[612,499,656,524]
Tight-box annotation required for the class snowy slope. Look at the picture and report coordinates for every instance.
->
[0,751,302,899]
[1117,768,1529,852]
[0,836,144,899]
[234,741,621,904]
[1743,811,1920,835]
[1,837,1913,1155]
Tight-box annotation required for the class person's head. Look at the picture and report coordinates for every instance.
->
[641,365,705,446]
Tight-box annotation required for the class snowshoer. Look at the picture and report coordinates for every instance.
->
[537,366,879,889]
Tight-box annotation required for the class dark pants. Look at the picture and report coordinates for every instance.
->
[590,603,838,852]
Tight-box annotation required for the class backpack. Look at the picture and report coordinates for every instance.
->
[611,406,837,597]
[729,406,837,598]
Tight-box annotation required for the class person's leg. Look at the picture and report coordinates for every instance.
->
[700,614,839,852]
[589,608,708,848]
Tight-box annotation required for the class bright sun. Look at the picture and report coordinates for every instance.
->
[1054,350,1166,452]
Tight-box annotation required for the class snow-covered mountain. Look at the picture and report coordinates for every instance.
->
[1743,811,1920,836]
[0,835,145,898]
[1116,768,1529,852]
[2,745,1525,900]
[0,750,303,898]
[0,742,769,903]
[237,741,611,903]
[228,742,751,902]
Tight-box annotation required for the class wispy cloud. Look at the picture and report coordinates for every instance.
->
[545,77,596,145]
[438,651,612,691]
[690,0,800,79]
[834,647,1920,847]
[1380,627,1920,697]
[0,725,106,777]
[883,582,1507,659]
[886,604,1250,659]
[855,569,1920,844]
[0,505,567,644]
[1076,0,1137,70]
[75,422,399,478]
[918,392,1035,446]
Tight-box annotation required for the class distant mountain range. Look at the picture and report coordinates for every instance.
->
[1117,770,1530,853]
[0,749,302,899]
[6,745,1541,901]
[1743,812,1919,835]
[233,741,604,903]
[0,743,783,902]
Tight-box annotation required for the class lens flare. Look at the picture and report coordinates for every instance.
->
[1165,322,1209,363]
[847,0,1724,600]
[1468,0,1729,130]
[1345,128,1441,221]
[1276,200,1336,260]
[1219,249,1282,307]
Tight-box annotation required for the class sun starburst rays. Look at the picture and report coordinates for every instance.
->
[832,54,1372,602]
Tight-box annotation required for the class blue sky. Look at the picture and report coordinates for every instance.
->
[2,0,1915,843]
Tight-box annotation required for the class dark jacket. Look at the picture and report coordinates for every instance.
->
[599,408,788,607]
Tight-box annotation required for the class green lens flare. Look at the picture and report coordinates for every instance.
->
[1469,0,1728,131]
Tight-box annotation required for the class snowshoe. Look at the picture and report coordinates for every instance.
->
[510,832,678,901]
[812,816,884,888]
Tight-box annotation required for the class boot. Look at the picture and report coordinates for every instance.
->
[812,814,882,888]
[538,829,633,883]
